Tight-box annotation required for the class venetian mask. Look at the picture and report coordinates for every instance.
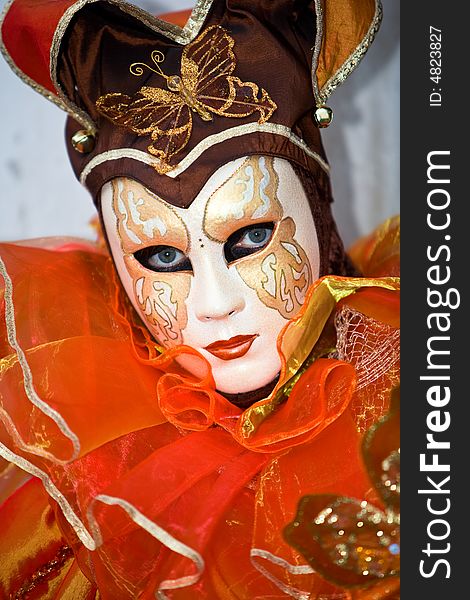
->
[101,155,320,394]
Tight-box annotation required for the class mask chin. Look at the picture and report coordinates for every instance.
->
[218,374,280,409]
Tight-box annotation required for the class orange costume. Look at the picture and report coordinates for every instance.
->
[0,1,399,598]
[0,218,399,598]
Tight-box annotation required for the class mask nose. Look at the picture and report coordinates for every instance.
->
[191,252,246,322]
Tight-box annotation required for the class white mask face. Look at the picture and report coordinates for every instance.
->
[101,156,320,394]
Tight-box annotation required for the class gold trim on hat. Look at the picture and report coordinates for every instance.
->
[2,0,383,136]
[311,0,324,107]
[0,0,215,132]
[322,0,383,101]
[80,148,159,183]
[312,0,383,105]
[0,0,95,131]
[49,0,216,134]
[79,122,330,185]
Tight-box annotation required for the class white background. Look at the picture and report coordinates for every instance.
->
[0,0,399,248]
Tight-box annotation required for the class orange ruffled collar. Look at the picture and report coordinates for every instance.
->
[121,269,399,453]
[0,221,400,599]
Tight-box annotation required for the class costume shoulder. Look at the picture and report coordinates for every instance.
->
[349,215,400,278]
[0,240,166,457]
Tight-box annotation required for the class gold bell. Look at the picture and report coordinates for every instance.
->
[71,130,95,153]
[313,105,333,128]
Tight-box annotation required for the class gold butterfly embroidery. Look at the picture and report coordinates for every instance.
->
[96,25,277,174]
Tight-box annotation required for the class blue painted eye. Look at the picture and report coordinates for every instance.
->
[246,228,269,244]
[154,248,178,265]
[224,223,275,262]
[134,246,192,272]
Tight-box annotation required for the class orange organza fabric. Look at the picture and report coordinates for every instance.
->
[349,216,400,278]
[0,476,96,598]
[0,219,399,599]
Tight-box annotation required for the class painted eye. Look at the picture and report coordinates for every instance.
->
[134,245,192,272]
[224,223,275,263]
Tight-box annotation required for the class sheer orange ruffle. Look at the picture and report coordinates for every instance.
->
[0,477,96,599]
[0,224,399,599]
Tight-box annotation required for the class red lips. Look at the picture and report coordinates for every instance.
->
[204,334,259,361]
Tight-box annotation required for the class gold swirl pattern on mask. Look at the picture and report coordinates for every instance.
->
[111,178,191,346]
[203,156,282,242]
[128,269,191,346]
[96,26,277,174]
[235,217,312,319]
[111,178,189,253]
[203,155,311,319]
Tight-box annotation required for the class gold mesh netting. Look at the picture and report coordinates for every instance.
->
[334,306,400,433]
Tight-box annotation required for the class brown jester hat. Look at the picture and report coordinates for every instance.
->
[1,0,382,274]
